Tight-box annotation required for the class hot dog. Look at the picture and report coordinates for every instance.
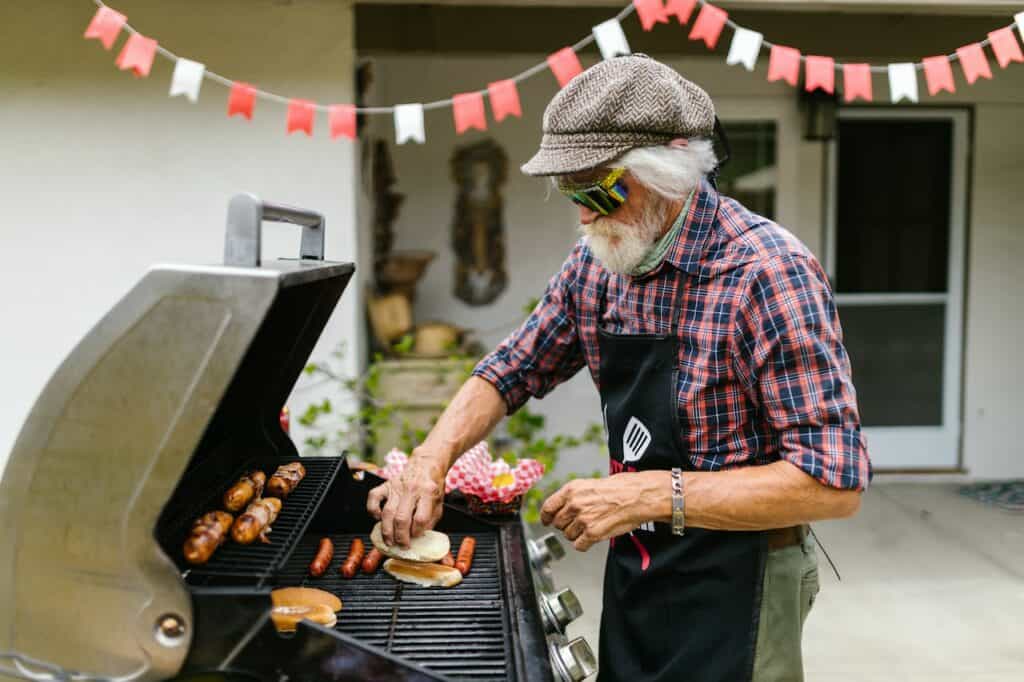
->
[183,511,234,565]
[455,537,476,576]
[440,552,455,568]
[309,538,334,577]
[266,462,306,498]
[340,538,365,578]
[223,470,266,512]
[361,548,384,574]
[231,497,282,545]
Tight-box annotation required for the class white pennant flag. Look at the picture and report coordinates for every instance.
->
[593,19,631,60]
[394,104,425,144]
[169,58,205,103]
[888,63,919,103]
[1016,11,1024,40]
[726,28,763,72]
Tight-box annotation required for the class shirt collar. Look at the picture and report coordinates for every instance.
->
[663,178,720,276]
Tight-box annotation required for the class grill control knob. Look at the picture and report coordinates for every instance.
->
[540,588,583,634]
[528,533,566,569]
[550,637,597,682]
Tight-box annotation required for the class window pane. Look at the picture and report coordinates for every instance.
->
[716,122,776,220]
[835,119,952,294]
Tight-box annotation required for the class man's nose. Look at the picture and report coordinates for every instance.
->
[578,205,599,224]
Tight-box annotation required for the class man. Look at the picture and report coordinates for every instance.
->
[369,54,871,682]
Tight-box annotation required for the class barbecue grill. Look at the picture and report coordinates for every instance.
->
[0,195,595,682]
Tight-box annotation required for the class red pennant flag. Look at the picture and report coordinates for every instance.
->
[487,79,522,122]
[664,0,696,25]
[689,4,728,49]
[767,45,801,86]
[453,92,487,134]
[988,27,1024,69]
[328,104,356,140]
[805,55,835,93]
[634,0,670,31]
[287,99,316,136]
[228,82,256,120]
[547,48,584,88]
[923,56,955,95]
[84,6,126,50]
[956,43,992,84]
[842,63,873,102]
[115,34,157,78]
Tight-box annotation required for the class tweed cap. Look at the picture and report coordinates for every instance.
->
[522,54,715,176]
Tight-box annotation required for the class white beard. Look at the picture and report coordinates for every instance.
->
[579,202,671,275]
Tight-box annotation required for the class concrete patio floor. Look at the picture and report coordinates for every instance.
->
[546,481,1024,681]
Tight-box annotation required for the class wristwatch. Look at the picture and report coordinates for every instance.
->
[670,467,685,536]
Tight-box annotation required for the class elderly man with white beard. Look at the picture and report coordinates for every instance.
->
[369,54,871,682]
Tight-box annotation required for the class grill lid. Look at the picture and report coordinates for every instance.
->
[0,195,354,682]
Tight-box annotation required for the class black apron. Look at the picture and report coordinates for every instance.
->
[596,267,768,682]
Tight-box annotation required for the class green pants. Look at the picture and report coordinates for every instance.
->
[752,530,820,682]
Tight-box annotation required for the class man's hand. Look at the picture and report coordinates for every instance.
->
[541,473,661,551]
[366,451,446,548]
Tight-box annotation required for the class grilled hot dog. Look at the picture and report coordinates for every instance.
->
[455,537,476,576]
[266,462,306,498]
[361,548,384,574]
[223,470,266,512]
[183,511,234,565]
[231,497,282,545]
[309,538,334,577]
[340,538,365,578]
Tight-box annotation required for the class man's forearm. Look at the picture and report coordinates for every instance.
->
[414,376,508,472]
[632,460,862,531]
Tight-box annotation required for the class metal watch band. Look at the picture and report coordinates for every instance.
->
[671,467,685,536]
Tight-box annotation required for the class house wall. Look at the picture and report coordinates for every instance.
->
[360,14,1024,480]
[0,0,363,476]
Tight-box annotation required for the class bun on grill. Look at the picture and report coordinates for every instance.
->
[370,522,450,562]
[271,603,337,632]
[383,558,463,588]
[271,586,342,613]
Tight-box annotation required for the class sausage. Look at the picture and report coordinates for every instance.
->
[340,538,365,578]
[223,470,266,512]
[266,462,306,498]
[183,511,234,565]
[440,552,455,568]
[309,538,334,577]
[454,537,475,576]
[230,497,282,545]
[361,548,384,574]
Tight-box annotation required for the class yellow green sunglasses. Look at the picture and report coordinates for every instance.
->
[557,167,629,215]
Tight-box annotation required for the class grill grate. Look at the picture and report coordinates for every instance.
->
[277,531,514,681]
[166,457,342,587]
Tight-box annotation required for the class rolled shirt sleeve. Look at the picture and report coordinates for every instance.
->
[473,242,587,414]
[730,254,872,491]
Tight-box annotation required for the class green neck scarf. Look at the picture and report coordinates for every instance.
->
[629,190,695,277]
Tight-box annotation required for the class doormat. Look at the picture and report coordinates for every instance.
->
[959,481,1024,512]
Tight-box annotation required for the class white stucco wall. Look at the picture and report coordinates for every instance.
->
[0,0,362,475]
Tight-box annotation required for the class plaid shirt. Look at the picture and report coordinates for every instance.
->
[473,179,871,491]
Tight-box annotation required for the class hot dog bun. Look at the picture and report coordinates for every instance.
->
[271,586,342,613]
[271,603,337,632]
[383,558,463,588]
[370,522,450,563]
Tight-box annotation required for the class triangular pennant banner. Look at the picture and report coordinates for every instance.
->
[84,6,126,50]
[688,4,728,50]
[547,48,584,88]
[633,0,670,32]
[487,79,522,122]
[169,58,204,103]
[842,64,872,102]
[115,33,157,78]
[665,0,696,25]
[956,43,993,84]
[988,27,1024,69]
[453,92,487,134]
[1017,12,1024,40]
[767,45,801,86]
[287,99,316,136]
[394,103,425,144]
[228,82,256,119]
[328,104,356,140]
[888,63,919,103]
[726,28,762,71]
[593,18,631,60]
[805,55,835,93]
[922,56,956,95]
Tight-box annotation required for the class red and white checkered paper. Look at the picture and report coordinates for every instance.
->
[377,442,545,503]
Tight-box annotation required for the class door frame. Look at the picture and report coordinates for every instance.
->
[824,107,970,471]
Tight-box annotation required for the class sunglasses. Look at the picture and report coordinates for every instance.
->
[557,167,629,215]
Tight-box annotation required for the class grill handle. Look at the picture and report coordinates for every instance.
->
[225,193,325,267]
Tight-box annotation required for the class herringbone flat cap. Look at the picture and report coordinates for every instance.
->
[522,54,715,176]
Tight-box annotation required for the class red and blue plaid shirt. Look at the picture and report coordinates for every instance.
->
[473,179,871,491]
